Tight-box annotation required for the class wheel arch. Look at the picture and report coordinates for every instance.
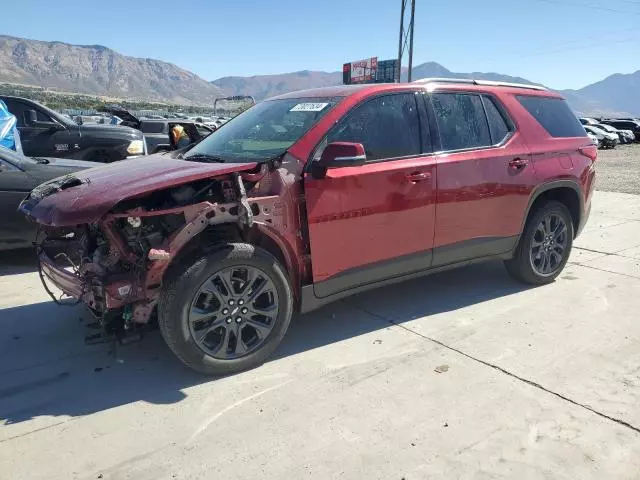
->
[522,180,583,237]
[163,222,301,303]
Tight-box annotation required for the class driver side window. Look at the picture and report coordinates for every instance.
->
[34,109,53,123]
[326,93,421,162]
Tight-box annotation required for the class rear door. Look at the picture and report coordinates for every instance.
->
[304,92,437,297]
[427,91,536,265]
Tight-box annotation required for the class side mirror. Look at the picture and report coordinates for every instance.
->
[26,109,64,131]
[311,142,366,179]
[25,109,37,126]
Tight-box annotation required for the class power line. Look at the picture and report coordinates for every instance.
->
[519,35,640,57]
[502,26,640,57]
[532,0,640,15]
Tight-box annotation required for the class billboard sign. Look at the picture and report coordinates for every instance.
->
[343,57,399,85]
[343,57,378,85]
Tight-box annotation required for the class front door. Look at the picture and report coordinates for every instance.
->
[304,92,436,298]
[428,91,537,265]
[3,98,71,158]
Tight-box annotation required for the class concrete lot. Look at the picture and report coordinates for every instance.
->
[1,189,640,480]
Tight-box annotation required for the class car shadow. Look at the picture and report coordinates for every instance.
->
[0,248,38,275]
[0,261,531,426]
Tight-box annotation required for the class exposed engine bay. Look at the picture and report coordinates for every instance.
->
[33,167,292,344]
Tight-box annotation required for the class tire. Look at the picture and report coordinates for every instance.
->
[504,201,574,285]
[158,243,293,375]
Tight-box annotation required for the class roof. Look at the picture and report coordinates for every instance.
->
[268,79,558,102]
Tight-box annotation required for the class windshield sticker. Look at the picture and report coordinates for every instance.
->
[290,103,329,112]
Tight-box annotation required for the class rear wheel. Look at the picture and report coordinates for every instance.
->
[158,243,293,375]
[504,201,573,285]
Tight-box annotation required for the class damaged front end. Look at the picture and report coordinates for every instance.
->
[22,157,295,344]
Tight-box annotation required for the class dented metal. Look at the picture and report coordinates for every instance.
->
[29,153,305,328]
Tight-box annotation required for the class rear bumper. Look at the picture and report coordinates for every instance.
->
[576,166,596,238]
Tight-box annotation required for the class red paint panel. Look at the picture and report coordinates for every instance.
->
[25,155,257,226]
[434,132,536,248]
[305,156,436,282]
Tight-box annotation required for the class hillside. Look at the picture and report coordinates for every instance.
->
[0,35,223,105]
[0,34,637,116]
[213,62,640,116]
[560,70,640,117]
[212,62,543,101]
[213,70,342,100]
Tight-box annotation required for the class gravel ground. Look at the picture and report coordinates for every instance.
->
[595,143,640,195]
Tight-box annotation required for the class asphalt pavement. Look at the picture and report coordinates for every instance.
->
[1,190,640,479]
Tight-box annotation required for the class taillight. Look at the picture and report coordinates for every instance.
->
[578,145,598,162]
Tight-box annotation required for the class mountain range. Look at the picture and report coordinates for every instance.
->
[0,35,224,104]
[0,35,638,116]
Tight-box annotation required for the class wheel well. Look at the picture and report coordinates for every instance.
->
[527,187,581,236]
[165,224,242,278]
[164,224,294,285]
[253,232,289,274]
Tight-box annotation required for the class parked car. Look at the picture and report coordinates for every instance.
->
[579,117,601,126]
[595,123,634,144]
[0,146,100,250]
[99,105,215,153]
[586,132,600,147]
[20,79,596,374]
[0,96,145,162]
[584,125,618,149]
[600,119,640,142]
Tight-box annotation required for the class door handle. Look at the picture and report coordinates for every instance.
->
[406,171,431,183]
[509,158,529,169]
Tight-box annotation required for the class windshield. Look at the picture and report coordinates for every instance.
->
[183,97,340,163]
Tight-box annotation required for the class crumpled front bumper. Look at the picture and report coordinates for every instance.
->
[38,250,104,311]
[38,249,155,321]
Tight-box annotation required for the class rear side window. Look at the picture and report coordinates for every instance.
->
[141,122,166,134]
[482,96,511,144]
[517,96,586,137]
[431,93,491,151]
[328,93,421,161]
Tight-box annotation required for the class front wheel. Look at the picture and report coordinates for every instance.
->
[504,201,574,285]
[158,243,293,375]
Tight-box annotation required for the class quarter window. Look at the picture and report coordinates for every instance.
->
[482,96,511,144]
[516,95,586,138]
[431,93,491,151]
[327,93,421,161]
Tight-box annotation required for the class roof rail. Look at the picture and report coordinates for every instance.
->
[411,77,547,91]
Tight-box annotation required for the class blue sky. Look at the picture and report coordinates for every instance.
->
[2,0,640,89]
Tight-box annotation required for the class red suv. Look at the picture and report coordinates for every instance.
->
[20,79,596,374]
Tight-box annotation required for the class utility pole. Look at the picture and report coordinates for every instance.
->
[397,0,416,83]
